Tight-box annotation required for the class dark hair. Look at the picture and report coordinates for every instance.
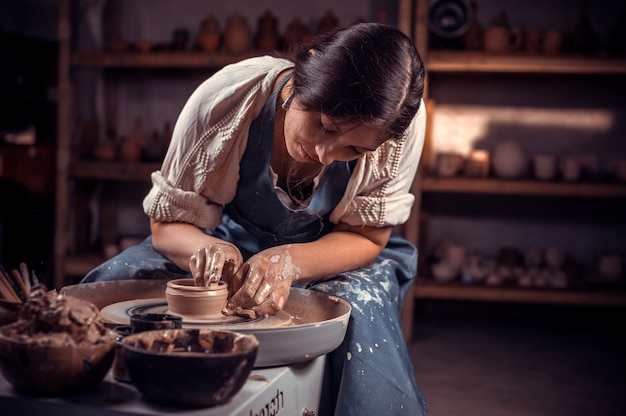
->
[292,23,425,139]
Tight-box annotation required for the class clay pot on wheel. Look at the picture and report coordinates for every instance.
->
[165,279,228,319]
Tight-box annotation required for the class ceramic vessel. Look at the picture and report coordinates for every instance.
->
[464,149,490,177]
[559,156,581,181]
[120,117,148,163]
[533,154,557,181]
[543,31,565,54]
[463,1,483,50]
[224,13,251,53]
[283,17,309,52]
[197,15,221,52]
[255,10,280,51]
[523,28,544,53]
[0,331,116,394]
[120,329,259,408]
[483,11,521,53]
[597,254,623,279]
[130,313,183,332]
[492,139,528,179]
[317,10,339,34]
[166,278,228,318]
[436,152,464,177]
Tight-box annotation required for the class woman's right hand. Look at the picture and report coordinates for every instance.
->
[189,243,243,289]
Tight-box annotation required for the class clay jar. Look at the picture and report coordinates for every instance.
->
[283,18,309,53]
[492,139,528,179]
[197,15,221,52]
[120,117,148,163]
[224,13,251,54]
[484,25,522,52]
[166,279,228,319]
[255,10,280,51]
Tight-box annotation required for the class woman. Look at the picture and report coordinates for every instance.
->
[83,22,428,415]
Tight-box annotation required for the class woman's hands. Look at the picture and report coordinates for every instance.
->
[223,245,301,318]
[189,243,243,288]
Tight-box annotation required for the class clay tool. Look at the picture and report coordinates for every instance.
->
[0,270,20,302]
[0,264,25,301]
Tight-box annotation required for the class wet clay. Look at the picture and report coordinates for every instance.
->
[165,279,228,319]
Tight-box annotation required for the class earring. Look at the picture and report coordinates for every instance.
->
[282,93,294,110]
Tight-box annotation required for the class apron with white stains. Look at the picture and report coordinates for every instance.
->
[81,75,428,416]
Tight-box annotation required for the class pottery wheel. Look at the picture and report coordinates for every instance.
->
[100,298,292,329]
[61,280,351,368]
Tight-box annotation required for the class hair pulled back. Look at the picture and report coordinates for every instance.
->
[292,23,425,139]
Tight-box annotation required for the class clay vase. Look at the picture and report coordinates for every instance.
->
[119,117,148,163]
[255,10,280,51]
[283,18,310,53]
[483,11,521,53]
[492,139,528,179]
[165,279,229,319]
[197,15,221,52]
[224,13,251,54]
[94,133,117,161]
[317,10,339,35]
[463,1,484,50]
[567,0,599,53]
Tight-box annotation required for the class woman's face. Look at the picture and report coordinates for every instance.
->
[283,99,387,166]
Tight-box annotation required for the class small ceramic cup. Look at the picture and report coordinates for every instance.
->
[543,31,564,54]
[464,150,490,177]
[597,254,623,280]
[559,156,581,181]
[533,155,557,181]
[436,152,464,177]
[130,313,183,332]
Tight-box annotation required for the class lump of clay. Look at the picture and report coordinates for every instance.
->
[1,286,111,347]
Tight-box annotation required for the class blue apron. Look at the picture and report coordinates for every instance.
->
[82,75,428,416]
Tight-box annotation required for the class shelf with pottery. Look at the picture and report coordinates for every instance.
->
[426,50,626,74]
[421,176,626,198]
[70,51,287,69]
[69,160,160,181]
[412,277,626,307]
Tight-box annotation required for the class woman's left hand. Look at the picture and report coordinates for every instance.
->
[223,245,301,318]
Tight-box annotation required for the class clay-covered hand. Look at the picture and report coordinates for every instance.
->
[189,243,243,289]
[223,245,301,318]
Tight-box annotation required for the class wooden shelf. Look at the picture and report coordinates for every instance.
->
[70,161,160,181]
[415,278,626,307]
[70,51,286,69]
[427,51,626,74]
[421,176,626,198]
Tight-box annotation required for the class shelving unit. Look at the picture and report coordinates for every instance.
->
[54,0,288,289]
[399,0,626,339]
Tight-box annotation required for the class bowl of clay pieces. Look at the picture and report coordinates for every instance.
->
[120,328,259,408]
[0,290,117,395]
